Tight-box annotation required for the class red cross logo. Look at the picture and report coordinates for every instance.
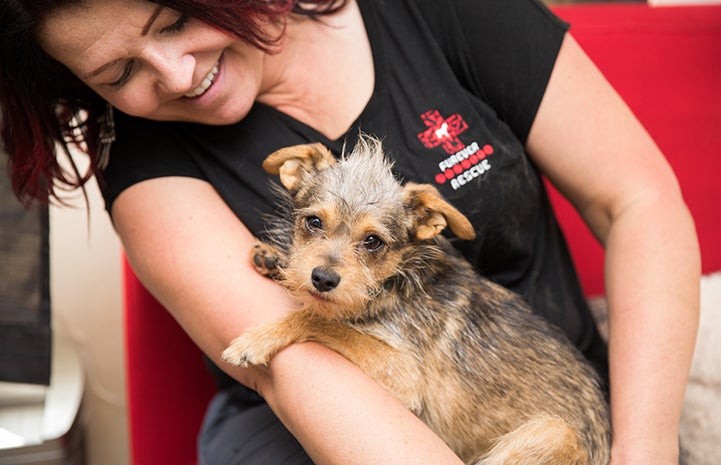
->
[417,110,469,155]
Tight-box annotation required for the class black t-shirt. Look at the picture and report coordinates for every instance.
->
[102,0,609,385]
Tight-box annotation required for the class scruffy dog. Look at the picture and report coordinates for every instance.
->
[222,137,611,465]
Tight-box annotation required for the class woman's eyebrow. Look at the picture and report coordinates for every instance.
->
[84,5,164,79]
[85,58,122,79]
[141,5,164,36]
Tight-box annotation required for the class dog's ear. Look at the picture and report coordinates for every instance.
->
[262,143,337,191]
[403,183,476,241]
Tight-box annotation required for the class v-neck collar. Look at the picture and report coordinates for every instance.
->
[252,0,385,148]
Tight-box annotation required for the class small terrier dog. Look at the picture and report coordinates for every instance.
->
[222,137,611,465]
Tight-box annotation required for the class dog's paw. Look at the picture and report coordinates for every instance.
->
[221,331,274,368]
[251,242,285,278]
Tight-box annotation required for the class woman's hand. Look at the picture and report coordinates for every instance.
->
[609,440,682,465]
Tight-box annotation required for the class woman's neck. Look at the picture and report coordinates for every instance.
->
[257,0,374,140]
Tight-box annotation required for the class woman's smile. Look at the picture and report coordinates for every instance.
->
[184,59,220,99]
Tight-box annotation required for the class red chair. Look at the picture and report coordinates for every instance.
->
[124,5,721,464]
[123,259,216,465]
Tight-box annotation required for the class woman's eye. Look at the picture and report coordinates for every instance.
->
[109,61,136,90]
[161,14,189,34]
[362,235,384,252]
[305,216,323,232]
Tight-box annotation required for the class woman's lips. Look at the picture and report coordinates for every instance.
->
[184,60,220,98]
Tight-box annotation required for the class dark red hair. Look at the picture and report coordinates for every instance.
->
[0,0,347,205]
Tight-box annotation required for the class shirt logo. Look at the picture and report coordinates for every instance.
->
[417,110,468,154]
[416,110,494,191]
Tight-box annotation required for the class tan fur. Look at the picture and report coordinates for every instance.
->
[223,137,611,465]
[262,143,337,191]
[403,182,476,241]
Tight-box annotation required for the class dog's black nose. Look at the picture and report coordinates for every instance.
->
[311,267,341,292]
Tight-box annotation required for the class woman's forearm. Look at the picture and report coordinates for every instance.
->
[248,342,465,465]
[604,195,700,464]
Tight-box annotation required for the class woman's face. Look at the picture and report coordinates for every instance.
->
[39,0,273,124]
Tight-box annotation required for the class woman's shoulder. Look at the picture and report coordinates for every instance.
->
[100,111,206,214]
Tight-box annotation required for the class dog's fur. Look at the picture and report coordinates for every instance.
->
[222,137,611,465]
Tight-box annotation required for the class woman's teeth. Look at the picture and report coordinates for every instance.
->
[185,63,219,98]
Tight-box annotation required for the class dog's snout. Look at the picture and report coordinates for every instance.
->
[311,267,341,292]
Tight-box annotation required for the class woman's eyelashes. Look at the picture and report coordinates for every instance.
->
[108,14,190,90]
[161,14,189,34]
[110,60,136,90]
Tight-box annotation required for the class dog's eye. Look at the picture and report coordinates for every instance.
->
[362,235,384,252]
[305,216,323,232]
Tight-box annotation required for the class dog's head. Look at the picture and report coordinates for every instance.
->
[263,136,475,317]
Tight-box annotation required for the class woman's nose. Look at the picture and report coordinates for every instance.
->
[144,46,196,95]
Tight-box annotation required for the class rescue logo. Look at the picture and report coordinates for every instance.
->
[417,109,468,154]
[416,110,494,191]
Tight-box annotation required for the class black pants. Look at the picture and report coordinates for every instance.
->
[198,385,314,465]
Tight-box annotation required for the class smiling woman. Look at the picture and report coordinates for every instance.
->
[0,1,702,465]
[37,0,256,122]
[0,0,347,205]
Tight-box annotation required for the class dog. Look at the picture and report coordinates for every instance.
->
[222,136,611,465]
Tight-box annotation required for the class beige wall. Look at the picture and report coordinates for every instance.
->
[49,176,129,465]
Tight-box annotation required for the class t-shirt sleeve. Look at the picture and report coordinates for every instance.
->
[414,0,569,144]
[98,110,205,214]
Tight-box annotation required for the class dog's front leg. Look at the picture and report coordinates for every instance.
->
[222,317,297,367]
[251,240,287,280]
[222,311,336,367]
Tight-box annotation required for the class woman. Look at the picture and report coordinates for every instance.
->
[0,1,700,464]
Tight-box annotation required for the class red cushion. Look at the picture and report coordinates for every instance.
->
[551,4,721,296]
[123,260,216,465]
[124,4,721,464]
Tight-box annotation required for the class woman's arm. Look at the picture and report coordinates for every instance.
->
[111,176,464,465]
[526,34,700,465]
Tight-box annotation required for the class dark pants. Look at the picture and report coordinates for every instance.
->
[198,385,315,465]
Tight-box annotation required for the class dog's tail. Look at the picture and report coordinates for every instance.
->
[471,415,592,465]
